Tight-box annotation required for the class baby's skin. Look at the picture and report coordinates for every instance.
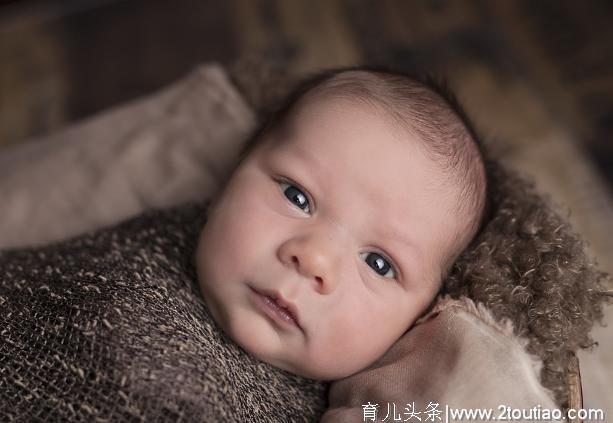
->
[195,96,469,380]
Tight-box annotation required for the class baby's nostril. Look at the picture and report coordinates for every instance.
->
[315,276,323,284]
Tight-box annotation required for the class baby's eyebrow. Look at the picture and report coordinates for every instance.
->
[276,143,326,192]
[291,143,325,172]
[376,224,433,282]
[378,225,420,259]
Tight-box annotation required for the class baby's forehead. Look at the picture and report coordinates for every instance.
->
[267,97,450,189]
[295,93,396,124]
[282,96,410,147]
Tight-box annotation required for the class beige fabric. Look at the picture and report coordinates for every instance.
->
[321,296,559,422]
[0,64,255,249]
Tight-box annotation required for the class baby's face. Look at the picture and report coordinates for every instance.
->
[196,98,465,380]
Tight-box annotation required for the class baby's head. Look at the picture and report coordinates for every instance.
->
[195,67,489,380]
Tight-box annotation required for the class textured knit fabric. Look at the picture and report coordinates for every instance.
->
[0,201,328,422]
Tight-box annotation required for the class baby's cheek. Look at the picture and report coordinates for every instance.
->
[303,315,388,379]
[197,216,245,294]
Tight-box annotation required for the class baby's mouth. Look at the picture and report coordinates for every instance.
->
[249,286,302,330]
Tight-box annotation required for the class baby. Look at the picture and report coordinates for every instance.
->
[195,67,489,381]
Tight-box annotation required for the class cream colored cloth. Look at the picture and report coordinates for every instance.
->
[0,64,255,249]
[321,297,559,422]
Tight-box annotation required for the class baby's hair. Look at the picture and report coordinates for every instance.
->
[237,65,491,274]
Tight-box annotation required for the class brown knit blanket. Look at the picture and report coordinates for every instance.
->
[0,201,328,422]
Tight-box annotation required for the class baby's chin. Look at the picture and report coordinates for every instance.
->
[253,352,345,382]
[220,315,353,381]
[282,361,375,382]
[240,338,369,381]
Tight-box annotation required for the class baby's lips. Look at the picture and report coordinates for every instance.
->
[251,286,303,330]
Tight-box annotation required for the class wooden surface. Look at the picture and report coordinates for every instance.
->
[567,353,583,422]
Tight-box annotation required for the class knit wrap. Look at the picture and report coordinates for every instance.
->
[0,201,328,422]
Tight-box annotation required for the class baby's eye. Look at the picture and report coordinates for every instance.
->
[360,252,397,280]
[279,181,311,214]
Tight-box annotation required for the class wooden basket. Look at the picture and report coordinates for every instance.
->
[567,352,583,423]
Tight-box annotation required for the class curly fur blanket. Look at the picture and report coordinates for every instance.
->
[442,160,611,408]
[0,201,328,422]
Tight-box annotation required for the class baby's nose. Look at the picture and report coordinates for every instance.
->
[277,231,341,294]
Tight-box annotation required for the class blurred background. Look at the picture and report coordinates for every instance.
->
[1,1,613,175]
[1,0,611,413]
